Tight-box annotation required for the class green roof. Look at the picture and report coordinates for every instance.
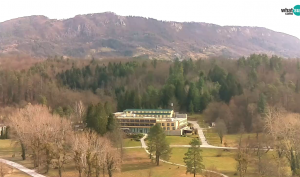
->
[135,113,170,115]
[125,109,172,111]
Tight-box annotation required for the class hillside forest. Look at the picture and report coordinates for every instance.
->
[0,54,299,135]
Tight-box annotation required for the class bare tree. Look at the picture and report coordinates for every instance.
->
[72,133,88,177]
[9,104,121,177]
[235,135,252,177]
[73,100,85,122]
[50,118,73,177]
[264,106,299,175]
[8,104,73,175]
[105,140,121,177]
[215,118,227,144]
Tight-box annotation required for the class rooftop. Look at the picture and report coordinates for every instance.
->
[124,109,173,112]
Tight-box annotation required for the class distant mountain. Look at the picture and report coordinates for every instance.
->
[0,12,300,59]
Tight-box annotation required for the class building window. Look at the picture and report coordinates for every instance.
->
[163,127,166,130]
[172,127,175,130]
[167,123,170,126]
[171,123,174,126]
[167,127,170,130]
[162,123,165,126]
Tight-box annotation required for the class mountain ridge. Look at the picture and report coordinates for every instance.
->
[0,12,299,59]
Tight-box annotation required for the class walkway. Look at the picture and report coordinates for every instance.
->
[0,158,45,177]
[140,131,229,177]
[0,120,227,177]
[188,121,211,147]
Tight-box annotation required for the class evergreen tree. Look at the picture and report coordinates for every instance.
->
[257,93,267,115]
[95,103,108,135]
[86,105,96,130]
[189,101,194,115]
[38,95,47,106]
[54,106,64,117]
[104,101,113,115]
[106,113,116,132]
[183,138,205,177]
[147,124,171,166]
[86,103,108,135]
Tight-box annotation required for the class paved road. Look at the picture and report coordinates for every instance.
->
[0,158,45,177]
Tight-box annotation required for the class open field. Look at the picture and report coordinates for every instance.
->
[0,139,201,177]
[123,138,142,147]
[0,140,30,177]
[203,128,261,147]
[168,148,259,177]
[115,149,201,177]
[166,135,198,145]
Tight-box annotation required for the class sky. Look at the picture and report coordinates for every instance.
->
[0,0,300,39]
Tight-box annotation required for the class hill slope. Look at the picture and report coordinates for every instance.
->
[0,12,300,59]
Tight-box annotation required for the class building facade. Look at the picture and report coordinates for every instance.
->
[0,124,7,138]
[114,109,188,135]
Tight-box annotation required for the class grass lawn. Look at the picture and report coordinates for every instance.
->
[1,139,202,177]
[0,163,30,177]
[188,114,209,127]
[0,139,23,160]
[123,138,142,147]
[203,128,222,146]
[0,140,30,177]
[203,128,260,147]
[116,148,201,177]
[168,148,258,177]
[166,135,198,145]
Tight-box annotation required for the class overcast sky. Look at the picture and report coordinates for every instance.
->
[0,0,299,39]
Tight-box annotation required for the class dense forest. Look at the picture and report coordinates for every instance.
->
[1,54,300,134]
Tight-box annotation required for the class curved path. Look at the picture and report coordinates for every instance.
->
[0,158,45,177]
[0,120,225,177]
[139,121,230,177]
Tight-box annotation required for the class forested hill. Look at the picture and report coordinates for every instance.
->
[1,54,300,134]
[1,12,300,59]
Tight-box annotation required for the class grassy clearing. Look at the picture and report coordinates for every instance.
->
[166,135,198,145]
[1,139,201,177]
[116,148,201,177]
[168,148,258,177]
[123,138,142,147]
[0,139,22,160]
[188,114,209,128]
[203,128,222,146]
[203,129,260,147]
[0,140,30,177]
